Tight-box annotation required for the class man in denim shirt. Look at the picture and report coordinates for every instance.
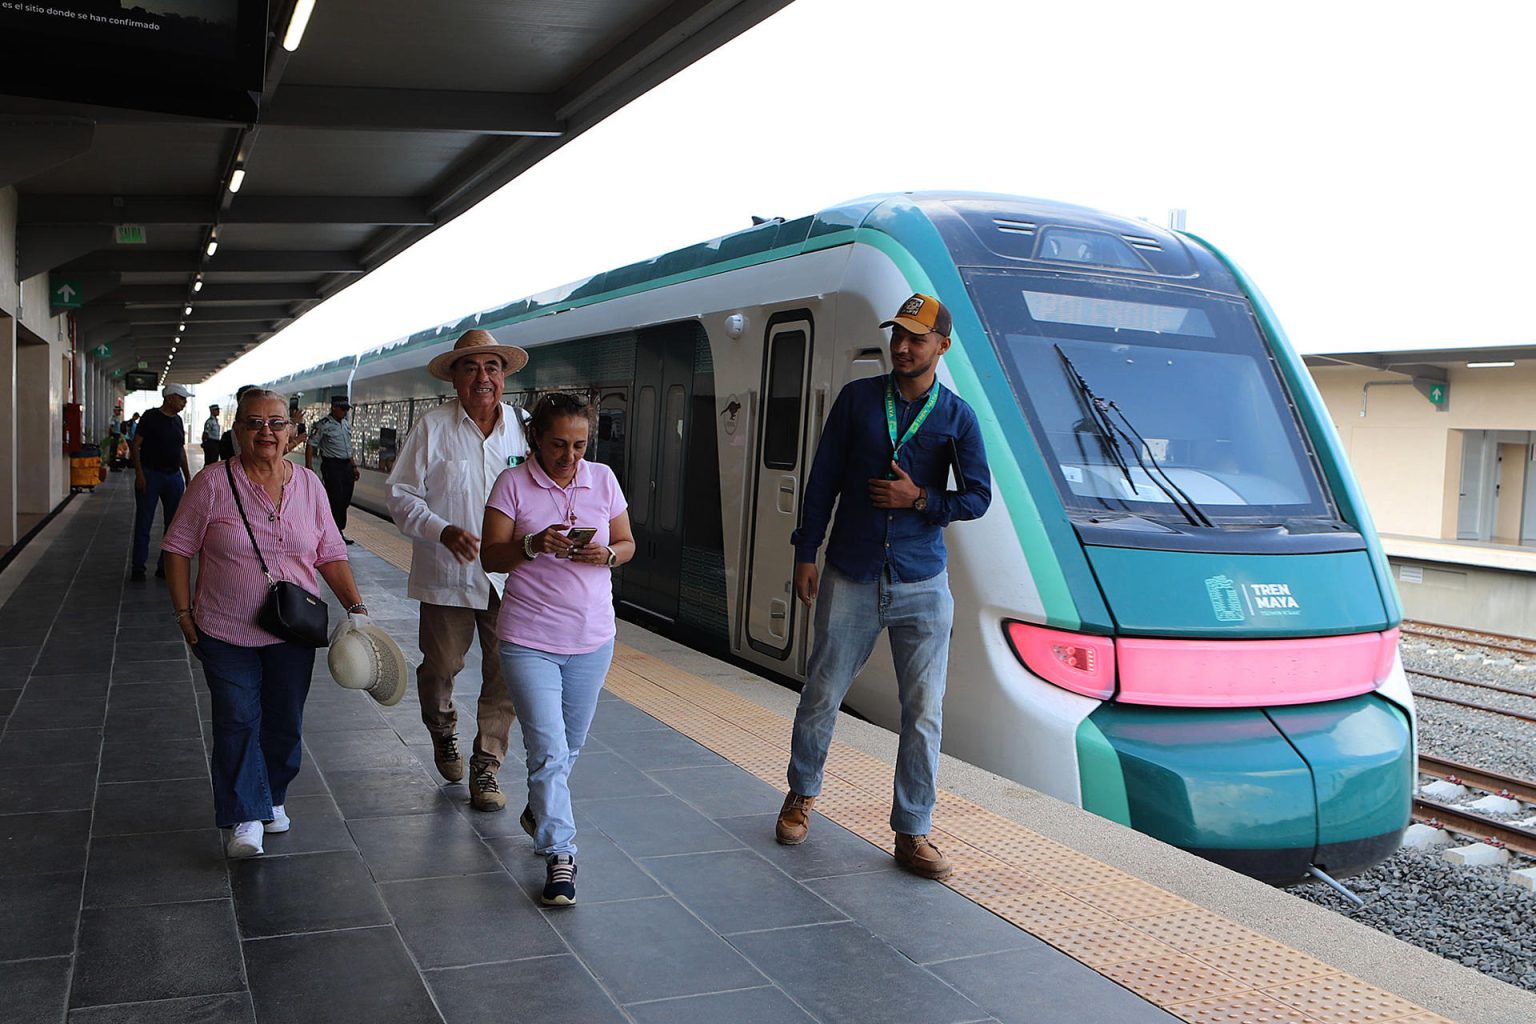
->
[777,293,991,879]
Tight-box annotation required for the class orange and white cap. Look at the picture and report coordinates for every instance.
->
[880,293,952,338]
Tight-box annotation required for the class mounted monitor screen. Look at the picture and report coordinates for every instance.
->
[123,369,158,391]
[0,1,265,122]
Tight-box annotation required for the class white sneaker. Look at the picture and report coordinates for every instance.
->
[226,821,265,859]
[264,805,291,834]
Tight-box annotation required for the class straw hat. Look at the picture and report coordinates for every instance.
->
[426,329,529,382]
[327,624,408,706]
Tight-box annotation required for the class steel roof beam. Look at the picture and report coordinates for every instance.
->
[60,251,363,273]
[92,283,323,306]
[262,86,565,135]
[129,306,296,325]
[21,195,432,226]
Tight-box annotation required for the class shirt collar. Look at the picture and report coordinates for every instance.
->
[453,398,507,434]
[525,455,592,491]
[890,374,936,406]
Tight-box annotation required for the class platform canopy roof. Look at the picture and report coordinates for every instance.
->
[1305,344,1536,375]
[0,0,791,384]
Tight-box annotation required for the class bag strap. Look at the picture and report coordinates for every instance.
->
[225,459,275,586]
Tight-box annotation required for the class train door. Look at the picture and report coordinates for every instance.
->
[745,314,813,658]
[622,325,694,621]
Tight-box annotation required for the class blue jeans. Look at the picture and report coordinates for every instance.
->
[499,639,615,858]
[788,565,955,835]
[198,631,316,827]
[133,468,185,573]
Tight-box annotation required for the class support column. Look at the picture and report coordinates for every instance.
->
[0,313,16,547]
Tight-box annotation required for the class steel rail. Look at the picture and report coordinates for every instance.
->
[1405,665,1536,702]
[1418,755,1536,806]
[1402,621,1536,658]
[1410,690,1536,725]
[1411,798,1536,859]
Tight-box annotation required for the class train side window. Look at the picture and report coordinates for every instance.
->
[657,384,686,532]
[763,330,806,469]
[631,385,657,525]
[595,389,628,486]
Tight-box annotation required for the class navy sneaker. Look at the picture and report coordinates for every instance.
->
[541,854,576,906]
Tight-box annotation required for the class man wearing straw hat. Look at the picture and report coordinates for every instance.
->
[387,329,531,812]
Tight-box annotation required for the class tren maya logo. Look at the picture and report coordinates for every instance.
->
[1204,575,1302,621]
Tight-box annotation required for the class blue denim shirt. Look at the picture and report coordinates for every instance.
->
[792,374,991,583]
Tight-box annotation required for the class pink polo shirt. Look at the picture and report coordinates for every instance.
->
[163,459,348,646]
[485,458,628,655]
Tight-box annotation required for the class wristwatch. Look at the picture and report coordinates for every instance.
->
[912,488,928,513]
[522,534,539,560]
[606,547,619,568]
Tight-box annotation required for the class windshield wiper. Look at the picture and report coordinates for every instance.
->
[1053,346,1214,528]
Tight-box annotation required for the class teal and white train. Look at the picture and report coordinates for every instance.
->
[269,193,1415,883]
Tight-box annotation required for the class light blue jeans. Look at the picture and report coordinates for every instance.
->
[499,638,615,858]
[788,565,954,835]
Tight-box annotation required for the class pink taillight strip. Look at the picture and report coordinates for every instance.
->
[1114,629,1399,708]
[1004,621,1116,699]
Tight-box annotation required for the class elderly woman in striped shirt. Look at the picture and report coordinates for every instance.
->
[163,388,371,859]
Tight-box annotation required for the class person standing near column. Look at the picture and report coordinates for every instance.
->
[130,383,194,582]
[775,293,991,880]
[308,394,357,544]
[201,404,223,465]
[386,329,531,812]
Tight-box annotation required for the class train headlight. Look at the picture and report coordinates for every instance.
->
[1004,620,1116,699]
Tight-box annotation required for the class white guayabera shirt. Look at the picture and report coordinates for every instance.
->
[385,399,530,609]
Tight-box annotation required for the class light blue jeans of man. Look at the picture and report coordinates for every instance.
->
[787,565,955,835]
[499,638,615,858]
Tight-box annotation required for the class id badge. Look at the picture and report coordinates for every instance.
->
[507,455,525,467]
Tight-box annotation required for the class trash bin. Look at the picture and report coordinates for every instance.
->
[70,445,102,492]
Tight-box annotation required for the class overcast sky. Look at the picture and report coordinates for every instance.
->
[185,0,1536,405]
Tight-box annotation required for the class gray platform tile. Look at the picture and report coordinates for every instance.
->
[280,760,329,797]
[71,901,245,1009]
[20,674,109,698]
[427,958,627,1024]
[0,688,23,716]
[642,849,849,935]
[92,779,214,837]
[300,699,391,734]
[643,763,785,819]
[83,830,229,908]
[305,727,420,771]
[229,849,391,937]
[0,954,71,1024]
[929,947,1183,1024]
[106,682,195,711]
[548,897,766,1004]
[6,696,107,731]
[380,871,565,969]
[728,922,987,1024]
[108,661,190,686]
[66,992,255,1024]
[0,809,92,876]
[243,926,443,1024]
[568,750,669,803]
[805,869,1039,964]
[256,794,355,856]
[625,986,818,1024]
[489,828,664,905]
[717,812,893,880]
[595,725,730,771]
[582,795,744,859]
[112,642,188,665]
[33,651,112,676]
[326,766,457,819]
[0,761,97,813]
[0,730,106,774]
[97,737,207,784]
[447,783,537,840]
[587,698,672,735]
[347,810,502,881]
[102,703,201,742]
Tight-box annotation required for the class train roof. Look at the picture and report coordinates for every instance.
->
[275,191,1232,384]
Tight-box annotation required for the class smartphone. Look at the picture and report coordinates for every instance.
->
[565,526,597,549]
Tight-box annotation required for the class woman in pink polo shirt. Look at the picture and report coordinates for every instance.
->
[482,392,634,906]
[163,389,370,860]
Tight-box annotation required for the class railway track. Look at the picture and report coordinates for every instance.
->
[1413,755,1536,859]
[1401,621,1536,658]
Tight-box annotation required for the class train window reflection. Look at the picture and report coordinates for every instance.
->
[658,384,686,532]
[763,330,806,469]
[970,271,1332,523]
[631,386,657,525]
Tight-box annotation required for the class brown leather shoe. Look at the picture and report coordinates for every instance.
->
[775,792,816,845]
[469,767,506,812]
[432,733,465,783]
[894,833,953,879]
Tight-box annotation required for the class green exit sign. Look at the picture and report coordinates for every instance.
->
[114,224,147,245]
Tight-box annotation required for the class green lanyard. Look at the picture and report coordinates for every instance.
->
[884,374,940,467]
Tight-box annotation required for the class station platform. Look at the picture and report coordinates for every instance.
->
[1,473,1531,1024]
[1381,534,1536,638]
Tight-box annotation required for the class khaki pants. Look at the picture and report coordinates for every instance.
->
[418,594,514,772]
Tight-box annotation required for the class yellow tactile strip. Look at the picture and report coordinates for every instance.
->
[604,646,1457,1024]
[348,524,1455,1024]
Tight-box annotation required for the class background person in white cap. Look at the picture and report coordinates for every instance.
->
[387,328,531,812]
[129,382,194,582]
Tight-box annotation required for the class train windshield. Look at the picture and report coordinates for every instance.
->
[967,270,1335,526]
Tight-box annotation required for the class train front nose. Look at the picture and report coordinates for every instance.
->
[1077,694,1414,884]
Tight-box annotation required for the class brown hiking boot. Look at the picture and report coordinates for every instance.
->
[775,792,816,845]
[469,766,506,812]
[894,833,953,879]
[432,733,465,783]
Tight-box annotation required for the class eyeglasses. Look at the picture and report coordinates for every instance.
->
[238,417,290,432]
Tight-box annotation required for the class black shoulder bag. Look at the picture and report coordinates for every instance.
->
[225,460,329,647]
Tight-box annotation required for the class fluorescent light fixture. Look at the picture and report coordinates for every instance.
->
[205,240,218,257]
[1466,360,1515,368]
[178,323,186,332]
[283,0,316,51]
[193,276,204,292]
[183,305,192,315]
[227,168,246,193]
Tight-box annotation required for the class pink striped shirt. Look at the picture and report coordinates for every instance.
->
[163,458,348,646]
